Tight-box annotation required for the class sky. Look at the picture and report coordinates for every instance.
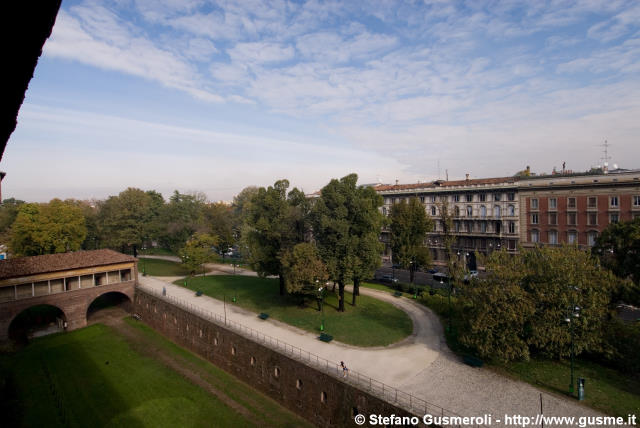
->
[2,0,640,202]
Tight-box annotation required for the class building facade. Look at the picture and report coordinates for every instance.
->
[374,169,640,267]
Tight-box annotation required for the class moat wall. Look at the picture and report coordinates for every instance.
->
[134,289,420,427]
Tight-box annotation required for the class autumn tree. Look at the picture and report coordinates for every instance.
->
[10,199,87,256]
[281,242,328,303]
[390,197,434,285]
[180,232,218,276]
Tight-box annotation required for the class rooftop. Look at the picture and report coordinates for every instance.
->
[374,176,518,192]
[0,249,136,280]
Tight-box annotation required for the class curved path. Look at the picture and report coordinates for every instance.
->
[137,262,604,426]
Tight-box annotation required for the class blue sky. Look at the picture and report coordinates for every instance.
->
[3,0,640,202]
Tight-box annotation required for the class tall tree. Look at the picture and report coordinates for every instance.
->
[437,200,464,292]
[242,179,306,295]
[160,191,206,252]
[0,198,25,243]
[10,199,87,256]
[311,174,384,311]
[203,202,235,259]
[281,242,328,297]
[390,197,434,284]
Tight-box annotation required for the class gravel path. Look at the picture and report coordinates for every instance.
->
[137,273,608,427]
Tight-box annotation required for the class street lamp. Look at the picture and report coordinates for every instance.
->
[440,277,452,333]
[564,304,581,394]
[317,282,325,332]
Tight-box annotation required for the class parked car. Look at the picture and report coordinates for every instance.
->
[380,274,398,284]
[428,268,438,274]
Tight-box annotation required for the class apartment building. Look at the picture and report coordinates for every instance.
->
[375,176,520,268]
[519,170,640,249]
[374,169,640,267]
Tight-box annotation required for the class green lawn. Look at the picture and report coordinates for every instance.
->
[178,275,413,347]
[139,247,176,256]
[0,322,311,428]
[139,257,192,277]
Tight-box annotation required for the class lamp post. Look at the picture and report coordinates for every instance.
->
[564,304,581,394]
[318,283,325,332]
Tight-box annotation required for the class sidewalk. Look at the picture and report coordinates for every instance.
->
[138,275,603,426]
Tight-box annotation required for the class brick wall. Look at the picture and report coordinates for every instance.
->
[133,290,422,428]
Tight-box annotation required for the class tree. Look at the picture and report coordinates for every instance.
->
[281,242,328,299]
[390,197,434,285]
[0,198,25,243]
[203,202,236,260]
[593,217,640,287]
[10,199,87,256]
[97,188,158,255]
[311,174,384,311]
[242,179,306,295]
[460,250,535,362]
[160,191,206,252]
[180,233,218,276]
[437,200,465,292]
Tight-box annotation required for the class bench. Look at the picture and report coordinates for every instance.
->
[319,333,333,342]
[258,313,269,320]
[393,291,403,297]
[463,355,484,368]
[195,290,203,297]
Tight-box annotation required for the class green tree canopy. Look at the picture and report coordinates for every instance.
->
[593,217,640,288]
[242,179,306,295]
[160,191,206,252]
[311,174,384,310]
[390,197,434,284]
[10,199,87,256]
[281,242,328,295]
[203,202,236,259]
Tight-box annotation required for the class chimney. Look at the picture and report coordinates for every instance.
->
[465,173,470,181]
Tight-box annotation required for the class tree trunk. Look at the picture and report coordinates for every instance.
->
[279,275,285,296]
[338,281,345,312]
[352,278,360,306]
[133,244,138,258]
[332,281,336,292]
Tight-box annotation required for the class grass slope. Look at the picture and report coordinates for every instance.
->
[139,257,191,277]
[0,323,310,428]
[180,275,413,347]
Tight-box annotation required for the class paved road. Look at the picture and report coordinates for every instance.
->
[137,273,603,426]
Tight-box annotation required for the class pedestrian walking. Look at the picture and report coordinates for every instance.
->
[340,361,349,378]
[162,286,166,296]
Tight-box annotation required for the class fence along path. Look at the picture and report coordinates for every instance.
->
[136,284,469,427]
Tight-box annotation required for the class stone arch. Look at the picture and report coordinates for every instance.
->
[8,303,67,344]
[86,290,132,323]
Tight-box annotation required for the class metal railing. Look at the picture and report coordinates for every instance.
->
[136,284,469,427]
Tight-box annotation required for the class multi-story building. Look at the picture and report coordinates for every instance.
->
[519,170,640,249]
[375,175,520,268]
[374,169,640,268]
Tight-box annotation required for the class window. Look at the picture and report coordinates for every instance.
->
[466,205,473,216]
[466,222,472,233]
[531,213,538,224]
[610,213,619,224]
[549,230,558,245]
[567,197,576,209]
[431,195,437,202]
[494,205,501,218]
[479,194,486,202]
[431,206,437,216]
[610,196,619,207]
[567,212,577,225]
[455,222,461,232]
[549,212,557,225]
[454,194,460,202]
[567,231,577,244]
[454,206,460,216]
[508,192,515,201]
[588,213,598,226]
[384,197,391,205]
[531,230,539,243]
[419,196,425,203]
[382,207,387,216]
[466,194,473,202]
[494,193,502,201]
[480,222,487,233]
[508,205,515,216]
[531,198,538,210]
[508,222,515,234]
[480,205,487,217]
[588,196,597,208]
[440,195,447,202]
[508,240,516,250]
[588,231,598,246]
[549,198,557,210]
[634,195,640,206]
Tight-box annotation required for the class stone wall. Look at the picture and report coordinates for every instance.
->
[134,290,422,428]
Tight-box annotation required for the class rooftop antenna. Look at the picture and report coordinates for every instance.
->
[437,160,441,180]
[600,139,612,173]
